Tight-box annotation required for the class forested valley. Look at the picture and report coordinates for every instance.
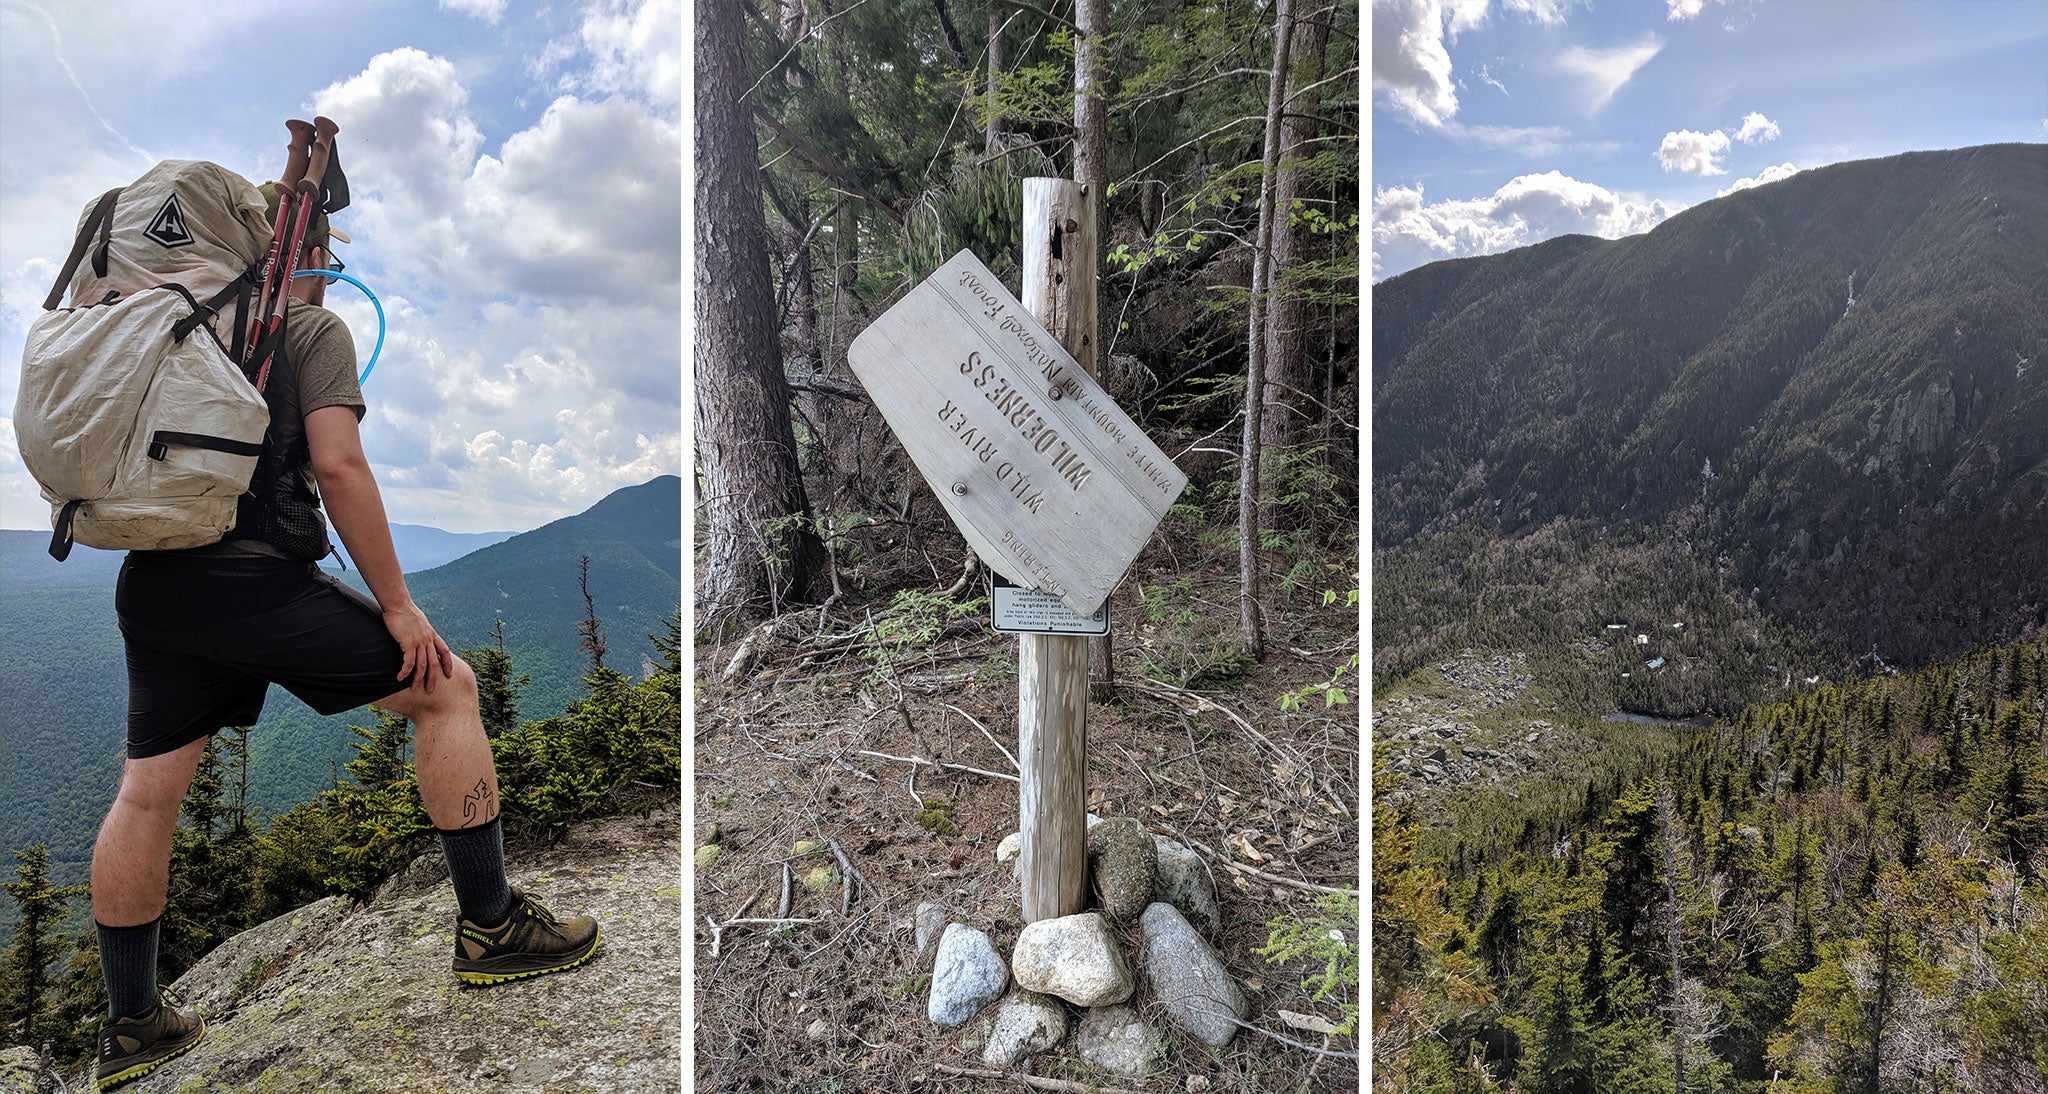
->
[693,0,1360,1087]
[1371,145,2047,1092]
[1377,639,2048,1092]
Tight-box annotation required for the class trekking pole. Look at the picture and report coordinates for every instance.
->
[250,116,339,392]
[249,120,316,360]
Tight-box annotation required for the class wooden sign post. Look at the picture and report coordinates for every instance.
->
[1017,177,1094,922]
[846,184,1186,925]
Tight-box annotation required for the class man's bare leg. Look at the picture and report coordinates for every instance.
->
[91,736,210,1019]
[375,653,499,829]
[93,737,211,928]
[375,652,599,982]
[375,654,514,928]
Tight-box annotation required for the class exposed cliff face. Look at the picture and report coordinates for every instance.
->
[90,812,680,1094]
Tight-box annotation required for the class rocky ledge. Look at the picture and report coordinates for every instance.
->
[80,811,681,1094]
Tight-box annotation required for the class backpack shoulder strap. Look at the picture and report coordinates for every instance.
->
[43,187,123,311]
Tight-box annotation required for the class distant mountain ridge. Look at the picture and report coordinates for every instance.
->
[1374,144,2048,668]
[0,477,682,883]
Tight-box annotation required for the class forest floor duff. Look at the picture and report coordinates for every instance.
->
[692,549,1360,1093]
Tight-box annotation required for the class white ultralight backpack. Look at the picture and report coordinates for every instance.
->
[14,160,275,559]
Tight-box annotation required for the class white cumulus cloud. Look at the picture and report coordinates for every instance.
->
[1555,38,1663,113]
[1735,112,1781,143]
[1658,128,1732,174]
[1374,0,1462,128]
[1373,172,1685,280]
[295,44,680,529]
[1717,162,1801,196]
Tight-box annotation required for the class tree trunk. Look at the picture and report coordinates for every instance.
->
[1238,0,1296,660]
[1072,0,1115,698]
[985,2,1005,155]
[929,0,971,68]
[696,0,830,624]
[1258,2,1332,527]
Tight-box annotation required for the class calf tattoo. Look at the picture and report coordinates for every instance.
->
[461,779,497,827]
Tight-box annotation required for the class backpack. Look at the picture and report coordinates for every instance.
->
[14,160,274,560]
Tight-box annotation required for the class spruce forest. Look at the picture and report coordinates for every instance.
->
[1372,146,2047,1092]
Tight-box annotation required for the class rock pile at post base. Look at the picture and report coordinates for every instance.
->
[922,815,1248,1078]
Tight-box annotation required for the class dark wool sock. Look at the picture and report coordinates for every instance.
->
[97,917,161,1019]
[438,816,515,926]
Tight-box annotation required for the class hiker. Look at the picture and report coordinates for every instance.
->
[80,177,599,1089]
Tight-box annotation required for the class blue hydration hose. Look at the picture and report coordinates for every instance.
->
[291,268,385,386]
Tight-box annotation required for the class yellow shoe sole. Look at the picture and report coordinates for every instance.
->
[97,1014,206,1091]
[454,924,601,986]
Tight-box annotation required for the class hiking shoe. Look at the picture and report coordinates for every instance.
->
[453,888,600,985]
[96,997,205,1090]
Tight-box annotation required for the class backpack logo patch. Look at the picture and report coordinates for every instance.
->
[144,194,196,248]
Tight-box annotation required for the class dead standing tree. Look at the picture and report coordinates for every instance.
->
[697,0,831,625]
[1237,0,1297,660]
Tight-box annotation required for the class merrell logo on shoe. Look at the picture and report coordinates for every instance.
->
[116,1034,142,1054]
[145,194,196,248]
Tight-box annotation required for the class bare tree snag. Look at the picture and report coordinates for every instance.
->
[985,2,1006,155]
[1070,0,1116,701]
[1237,0,1297,660]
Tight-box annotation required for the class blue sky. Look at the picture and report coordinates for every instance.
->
[1371,0,2048,280]
[1,0,681,533]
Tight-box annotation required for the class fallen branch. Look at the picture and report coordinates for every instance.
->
[1224,1015,1361,1060]
[828,751,879,783]
[828,838,867,916]
[1177,834,1357,897]
[932,1064,1143,1094]
[778,864,793,919]
[798,891,899,962]
[943,702,1018,771]
[720,619,779,684]
[856,749,1020,783]
[1119,679,1289,760]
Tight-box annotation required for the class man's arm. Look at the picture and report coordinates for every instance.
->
[305,404,453,691]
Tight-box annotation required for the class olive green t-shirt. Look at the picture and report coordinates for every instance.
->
[178,302,364,559]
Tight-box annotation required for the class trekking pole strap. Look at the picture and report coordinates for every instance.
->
[43,188,123,311]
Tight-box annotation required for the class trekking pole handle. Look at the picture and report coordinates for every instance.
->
[304,117,339,207]
[282,120,316,192]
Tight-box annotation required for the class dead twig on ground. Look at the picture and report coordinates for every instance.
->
[721,619,778,684]
[1172,833,1358,896]
[943,702,1018,771]
[828,838,867,916]
[797,892,898,963]
[828,751,879,782]
[932,1063,1145,1093]
[1119,678,1290,759]
[778,865,793,919]
[1224,1015,1361,1060]
[856,750,1020,783]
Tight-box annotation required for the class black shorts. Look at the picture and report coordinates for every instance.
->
[117,554,406,759]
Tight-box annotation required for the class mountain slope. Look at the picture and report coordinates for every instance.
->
[1374,144,2048,673]
[0,477,681,883]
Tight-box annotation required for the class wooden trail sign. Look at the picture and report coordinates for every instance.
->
[847,250,1187,617]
